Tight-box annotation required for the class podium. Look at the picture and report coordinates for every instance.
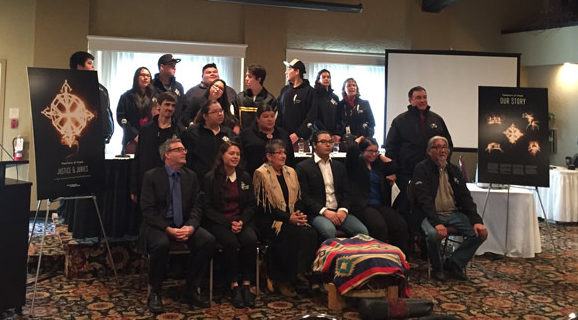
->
[0,177,32,312]
[0,160,28,185]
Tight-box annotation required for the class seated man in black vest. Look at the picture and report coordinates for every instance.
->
[413,136,487,281]
[140,137,216,313]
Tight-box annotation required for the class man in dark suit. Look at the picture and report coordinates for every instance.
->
[296,130,368,240]
[140,137,216,313]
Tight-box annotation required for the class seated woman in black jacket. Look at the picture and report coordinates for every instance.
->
[345,137,408,253]
[203,141,257,308]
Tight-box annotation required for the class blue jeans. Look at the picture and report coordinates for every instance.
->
[421,212,485,271]
[311,213,368,240]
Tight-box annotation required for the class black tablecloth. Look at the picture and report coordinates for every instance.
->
[61,158,140,239]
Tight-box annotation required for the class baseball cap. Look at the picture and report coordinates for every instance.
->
[158,54,181,67]
[283,58,306,74]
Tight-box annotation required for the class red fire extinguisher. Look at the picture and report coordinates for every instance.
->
[13,136,24,161]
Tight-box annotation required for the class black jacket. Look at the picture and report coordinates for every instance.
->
[239,124,294,176]
[277,79,315,139]
[233,88,277,129]
[312,84,341,136]
[202,168,256,227]
[345,142,398,212]
[181,124,236,178]
[182,82,237,127]
[338,96,375,138]
[412,157,482,227]
[130,115,186,195]
[385,105,453,175]
[296,156,351,218]
[98,83,114,143]
[152,73,185,116]
[140,166,203,231]
[116,89,155,148]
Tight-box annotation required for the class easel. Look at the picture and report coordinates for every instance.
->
[478,183,562,271]
[27,195,118,316]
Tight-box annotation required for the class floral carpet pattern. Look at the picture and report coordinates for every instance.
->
[6,222,577,319]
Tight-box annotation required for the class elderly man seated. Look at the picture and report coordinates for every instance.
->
[412,136,488,281]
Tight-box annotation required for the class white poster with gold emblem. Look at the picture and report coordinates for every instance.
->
[28,67,104,199]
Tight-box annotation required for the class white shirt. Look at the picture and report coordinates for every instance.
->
[226,170,237,183]
[314,153,348,215]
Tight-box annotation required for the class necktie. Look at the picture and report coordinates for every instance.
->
[171,171,183,227]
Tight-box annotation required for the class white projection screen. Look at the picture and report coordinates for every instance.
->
[385,50,520,150]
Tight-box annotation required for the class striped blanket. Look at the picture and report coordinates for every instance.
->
[313,234,410,295]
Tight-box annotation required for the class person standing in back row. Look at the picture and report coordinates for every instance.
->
[385,86,453,235]
[277,59,315,147]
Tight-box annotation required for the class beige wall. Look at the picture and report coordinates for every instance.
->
[1,0,567,210]
[0,0,35,183]
[524,65,578,165]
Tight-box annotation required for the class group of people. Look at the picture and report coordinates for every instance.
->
[69,51,489,313]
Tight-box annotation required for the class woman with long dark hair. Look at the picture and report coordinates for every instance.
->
[253,139,318,297]
[203,141,257,308]
[312,69,341,141]
[345,137,408,253]
[240,104,294,176]
[338,78,375,138]
[116,66,157,153]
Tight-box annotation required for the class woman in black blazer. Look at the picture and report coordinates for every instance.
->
[203,140,257,308]
[345,137,409,253]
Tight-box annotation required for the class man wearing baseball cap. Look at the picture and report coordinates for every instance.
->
[153,54,186,117]
[277,58,315,146]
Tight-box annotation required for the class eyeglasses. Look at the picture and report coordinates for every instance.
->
[139,73,151,78]
[168,147,187,153]
[208,109,224,115]
[270,151,286,155]
[365,149,379,154]
[317,139,333,145]
[431,145,448,150]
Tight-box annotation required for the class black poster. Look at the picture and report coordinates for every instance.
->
[28,68,104,199]
[478,86,549,187]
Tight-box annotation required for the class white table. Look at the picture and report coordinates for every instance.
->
[535,166,578,222]
[467,183,542,258]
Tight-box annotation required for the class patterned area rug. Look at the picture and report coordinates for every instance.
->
[7,222,577,319]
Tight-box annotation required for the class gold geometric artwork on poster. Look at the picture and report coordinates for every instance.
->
[41,80,95,148]
[503,123,524,144]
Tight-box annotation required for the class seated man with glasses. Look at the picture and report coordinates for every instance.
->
[140,137,216,313]
[412,136,487,281]
[296,130,368,240]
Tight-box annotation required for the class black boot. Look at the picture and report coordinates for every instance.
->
[241,284,255,308]
[185,286,210,308]
[231,286,245,308]
[147,291,164,314]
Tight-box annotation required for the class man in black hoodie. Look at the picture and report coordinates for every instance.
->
[277,59,315,146]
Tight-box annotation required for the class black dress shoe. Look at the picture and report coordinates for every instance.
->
[431,270,446,281]
[147,292,164,314]
[231,286,245,308]
[185,287,210,308]
[446,260,468,281]
[241,285,255,308]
